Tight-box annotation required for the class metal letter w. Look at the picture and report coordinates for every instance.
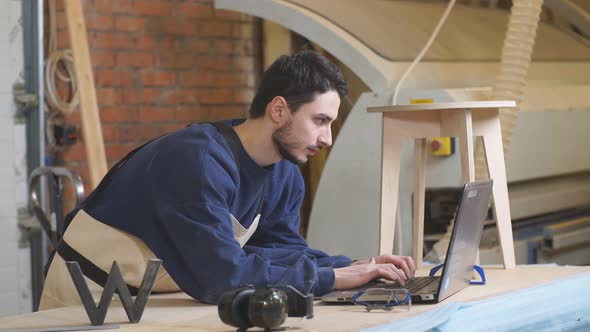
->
[66,259,162,326]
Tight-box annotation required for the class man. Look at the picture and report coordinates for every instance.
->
[40,50,415,309]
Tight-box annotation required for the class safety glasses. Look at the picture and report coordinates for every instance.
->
[351,288,411,312]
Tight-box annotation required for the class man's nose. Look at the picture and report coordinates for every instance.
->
[318,127,332,147]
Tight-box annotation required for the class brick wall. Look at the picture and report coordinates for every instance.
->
[48,0,260,196]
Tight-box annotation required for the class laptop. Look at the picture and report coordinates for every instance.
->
[321,179,493,305]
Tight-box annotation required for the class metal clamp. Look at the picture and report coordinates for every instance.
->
[28,166,84,248]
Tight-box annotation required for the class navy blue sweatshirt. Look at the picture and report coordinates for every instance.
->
[63,121,352,303]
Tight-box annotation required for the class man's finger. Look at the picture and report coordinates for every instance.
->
[383,264,407,285]
[403,256,416,276]
[392,265,408,283]
[397,260,411,280]
[393,268,406,286]
[380,267,405,286]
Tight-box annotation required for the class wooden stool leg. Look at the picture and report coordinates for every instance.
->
[483,130,517,269]
[457,111,475,183]
[380,116,403,255]
[413,138,427,268]
[455,110,481,265]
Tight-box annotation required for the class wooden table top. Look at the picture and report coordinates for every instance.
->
[1,265,589,332]
[367,100,516,113]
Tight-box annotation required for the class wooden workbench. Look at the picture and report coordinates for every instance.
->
[1,265,589,331]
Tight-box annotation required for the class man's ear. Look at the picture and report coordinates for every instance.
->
[267,96,289,124]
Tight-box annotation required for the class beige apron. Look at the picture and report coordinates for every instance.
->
[39,209,260,310]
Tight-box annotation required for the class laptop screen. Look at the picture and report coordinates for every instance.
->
[436,180,493,301]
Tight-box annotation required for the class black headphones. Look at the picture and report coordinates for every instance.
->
[218,285,314,330]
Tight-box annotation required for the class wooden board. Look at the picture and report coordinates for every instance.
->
[64,0,107,188]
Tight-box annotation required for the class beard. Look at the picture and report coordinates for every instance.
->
[272,120,308,165]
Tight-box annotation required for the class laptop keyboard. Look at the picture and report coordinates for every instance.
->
[362,276,440,293]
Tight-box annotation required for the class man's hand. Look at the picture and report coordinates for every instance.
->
[334,254,416,289]
[351,254,415,279]
[334,255,415,290]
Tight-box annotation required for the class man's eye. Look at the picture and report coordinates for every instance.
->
[316,118,326,125]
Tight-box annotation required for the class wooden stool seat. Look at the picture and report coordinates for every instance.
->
[367,101,517,269]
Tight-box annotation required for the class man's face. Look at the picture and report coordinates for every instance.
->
[272,90,340,165]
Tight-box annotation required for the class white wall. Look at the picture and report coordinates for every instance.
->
[0,0,31,317]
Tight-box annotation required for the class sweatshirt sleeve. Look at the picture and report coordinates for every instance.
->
[154,201,324,304]
[245,166,353,295]
[145,137,334,304]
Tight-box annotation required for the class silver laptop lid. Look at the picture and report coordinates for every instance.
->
[436,179,493,302]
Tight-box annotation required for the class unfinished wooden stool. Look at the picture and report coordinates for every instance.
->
[367,101,517,269]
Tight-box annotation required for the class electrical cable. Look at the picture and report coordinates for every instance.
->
[45,0,79,154]
[45,49,79,115]
[45,0,79,115]
[391,0,456,105]
[389,0,457,255]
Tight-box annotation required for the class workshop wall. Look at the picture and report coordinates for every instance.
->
[0,0,29,317]
[48,0,260,196]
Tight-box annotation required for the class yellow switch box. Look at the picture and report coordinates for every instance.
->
[408,99,453,156]
[410,98,434,104]
[430,137,454,156]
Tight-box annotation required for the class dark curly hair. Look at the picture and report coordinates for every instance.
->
[248,50,348,118]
